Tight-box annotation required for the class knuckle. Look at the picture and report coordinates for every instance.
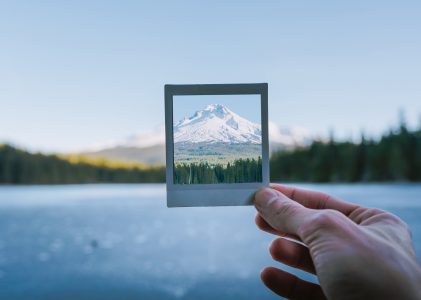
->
[367,207,387,216]
[348,206,366,220]
[389,214,411,232]
[407,226,413,239]
[378,210,406,225]
[377,211,413,238]
[298,209,342,238]
[349,206,387,224]
[398,220,413,240]
[310,209,342,228]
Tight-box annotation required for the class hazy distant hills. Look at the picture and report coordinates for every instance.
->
[79,106,312,165]
[82,144,165,165]
[79,126,167,165]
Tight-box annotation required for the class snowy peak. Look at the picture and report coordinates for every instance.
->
[77,121,312,165]
[204,103,230,116]
[174,104,262,144]
[176,104,232,127]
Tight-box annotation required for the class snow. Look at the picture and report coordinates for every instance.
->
[173,104,262,144]
[77,106,312,153]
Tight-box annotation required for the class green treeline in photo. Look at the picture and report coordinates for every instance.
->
[174,157,262,184]
[0,145,165,184]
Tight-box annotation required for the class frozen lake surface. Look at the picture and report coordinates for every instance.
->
[0,184,420,299]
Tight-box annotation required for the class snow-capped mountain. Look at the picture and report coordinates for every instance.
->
[78,114,312,165]
[174,104,261,144]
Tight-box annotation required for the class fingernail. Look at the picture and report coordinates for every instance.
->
[254,188,279,208]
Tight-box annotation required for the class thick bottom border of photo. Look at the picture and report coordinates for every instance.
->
[167,188,259,207]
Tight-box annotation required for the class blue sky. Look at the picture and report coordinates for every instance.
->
[0,1,420,152]
[173,95,261,124]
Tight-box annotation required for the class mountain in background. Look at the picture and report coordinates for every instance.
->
[78,106,312,165]
[174,104,261,144]
[173,104,262,165]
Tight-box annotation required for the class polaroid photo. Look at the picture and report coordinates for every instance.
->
[165,83,269,207]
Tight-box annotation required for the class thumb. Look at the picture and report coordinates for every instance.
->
[254,187,313,236]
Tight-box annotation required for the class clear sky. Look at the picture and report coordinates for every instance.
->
[173,95,261,125]
[0,1,420,152]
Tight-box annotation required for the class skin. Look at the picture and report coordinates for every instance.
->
[253,184,421,300]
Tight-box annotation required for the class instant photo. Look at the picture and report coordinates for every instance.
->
[165,84,269,207]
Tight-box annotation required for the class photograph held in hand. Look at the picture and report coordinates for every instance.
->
[165,83,269,207]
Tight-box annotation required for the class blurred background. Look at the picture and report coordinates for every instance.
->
[0,1,420,299]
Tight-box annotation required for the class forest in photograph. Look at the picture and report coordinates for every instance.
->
[172,102,263,184]
[174,157,262,184]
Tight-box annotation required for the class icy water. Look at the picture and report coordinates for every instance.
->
[0,184,420,300]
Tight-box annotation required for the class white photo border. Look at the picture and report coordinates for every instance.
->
[165,83,269,207]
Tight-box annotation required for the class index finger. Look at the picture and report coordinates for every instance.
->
[255,213,302,241]
[271,184,359,216]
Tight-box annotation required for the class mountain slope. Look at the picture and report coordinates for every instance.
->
[174,104,261,144]
[78,122,311,165]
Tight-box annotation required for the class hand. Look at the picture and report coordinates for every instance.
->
[254,184,421,300]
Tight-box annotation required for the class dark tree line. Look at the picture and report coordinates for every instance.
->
[1,121,420,184]
[0,145,165,184]
[270,123,421,182]
[174,157,262,184]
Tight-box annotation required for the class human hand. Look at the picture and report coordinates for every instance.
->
[254,184,421,300]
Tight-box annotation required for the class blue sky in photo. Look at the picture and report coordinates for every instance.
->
[173,95,261,125]
[0,1,420,152]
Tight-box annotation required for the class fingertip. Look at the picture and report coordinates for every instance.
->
[261,267,326,300]
[268,237,281,256]
[254,187,269,201]
[260,266,287,291]
[254,213,262,227]
[254,187,279,209]
[268,238,294,263]
[255,213,275,233]
[260,266,277,283]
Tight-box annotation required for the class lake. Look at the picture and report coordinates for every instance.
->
[0,184,420,299]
